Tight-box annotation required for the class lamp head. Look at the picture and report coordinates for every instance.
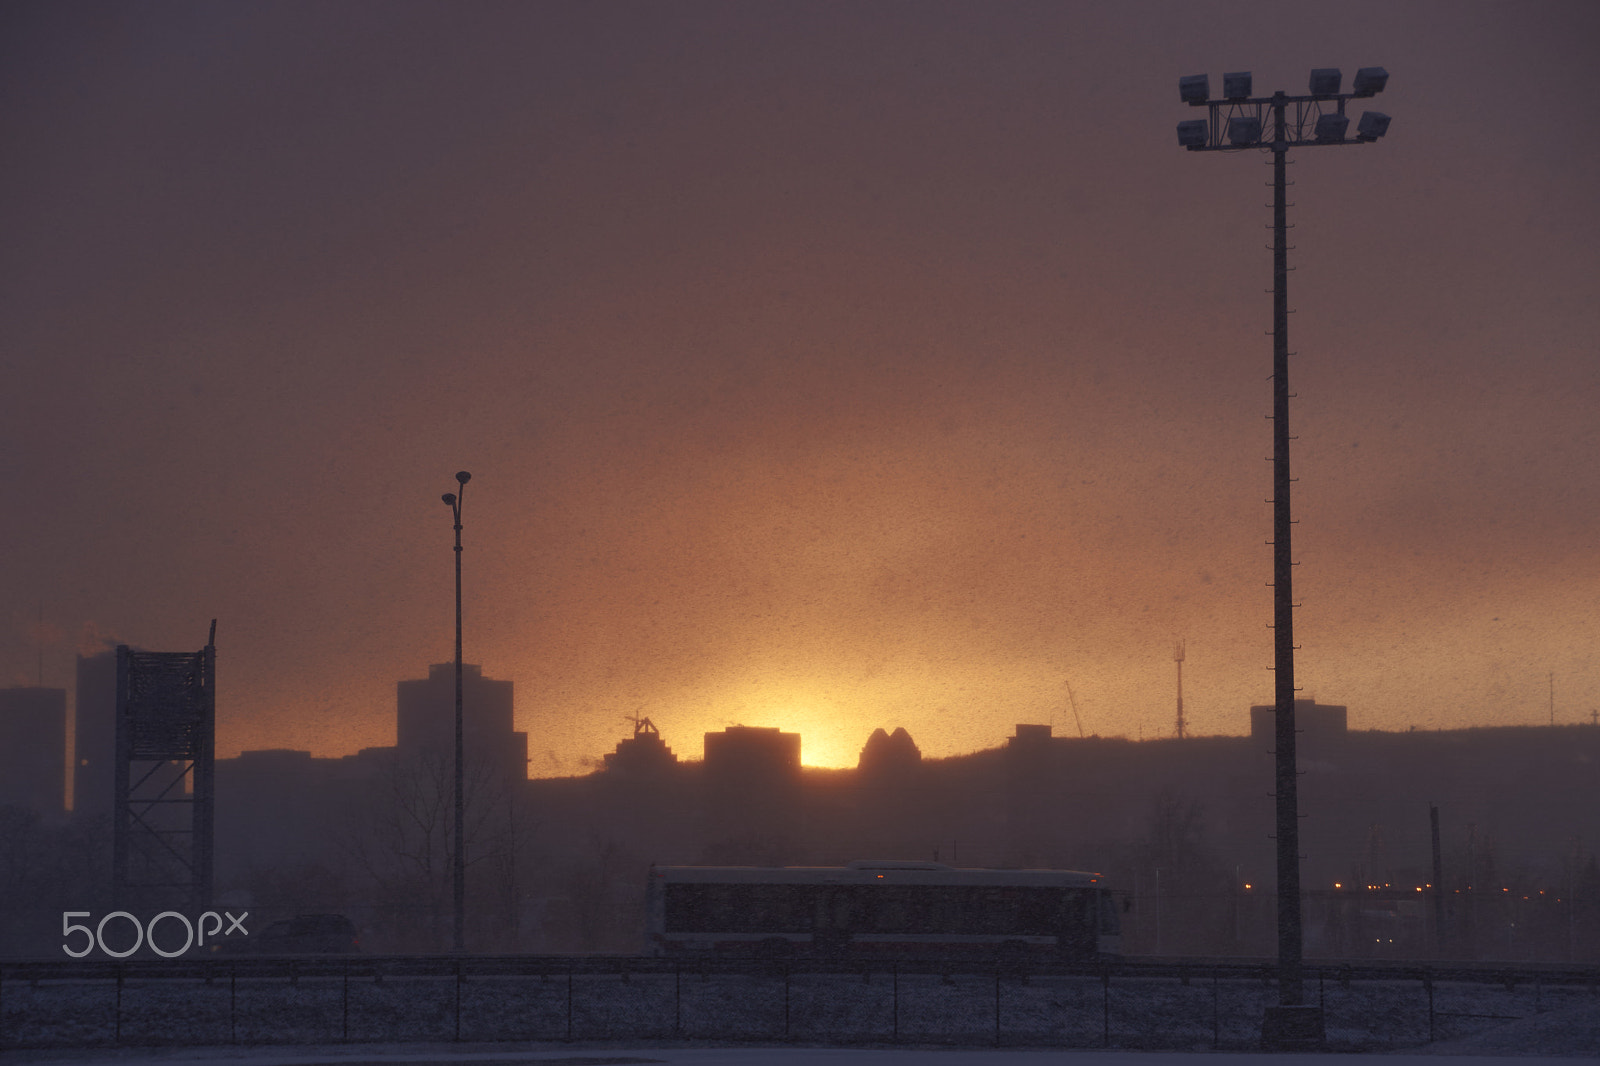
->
[1226,115,1262,146]
[1178,74,1210,105]
[442,493,456,507]
[1177,120,1208,148]
[1352,67,1388,96]
[1357,111,1391,141]
[455,471,472,485]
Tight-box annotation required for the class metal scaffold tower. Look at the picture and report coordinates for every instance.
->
[112,622,216,912]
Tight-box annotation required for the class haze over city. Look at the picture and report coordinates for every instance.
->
[3,1,1597,776]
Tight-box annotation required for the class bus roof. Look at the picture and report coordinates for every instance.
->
[649,863,1103,888]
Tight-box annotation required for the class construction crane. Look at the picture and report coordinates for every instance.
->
[1063,677,1086,738]
[623,709,659,737]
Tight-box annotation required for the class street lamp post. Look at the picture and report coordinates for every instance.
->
[1176,67,1390,1031]
[442,470,471,952]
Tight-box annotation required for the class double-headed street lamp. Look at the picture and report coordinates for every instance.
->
[1175,68,1390,1023]
[441,470,471,952]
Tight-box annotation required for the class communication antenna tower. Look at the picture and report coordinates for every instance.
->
[1174,640,1187,739]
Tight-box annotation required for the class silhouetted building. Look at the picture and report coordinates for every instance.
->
[1249,699,1347,748]
[603,717,678,776]
[73,650,119,819]
[705,724,800,777]
[1009,723,1054,747]
[396,663,527,784]
[849,727,926,859]
[858,726,921,774]
[702,725,801,859]
[216,749,340,878]
[0,686,67,817]
[213,746,393,887]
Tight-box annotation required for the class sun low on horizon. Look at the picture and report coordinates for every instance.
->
[6,4,1599,776]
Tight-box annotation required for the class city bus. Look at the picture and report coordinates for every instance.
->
[646,860,1121,960]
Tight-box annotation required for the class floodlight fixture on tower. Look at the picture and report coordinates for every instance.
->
[1174,66,1389,153]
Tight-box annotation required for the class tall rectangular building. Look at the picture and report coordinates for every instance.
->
[1249,699,1348,748]
[74,649,119,819]
[702,725,802,856]
[396,663,527,784]
[0,686,67,817]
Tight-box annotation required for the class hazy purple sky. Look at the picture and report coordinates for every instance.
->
[3,1,1597,774]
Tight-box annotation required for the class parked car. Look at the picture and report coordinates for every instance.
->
[212,913,360,955]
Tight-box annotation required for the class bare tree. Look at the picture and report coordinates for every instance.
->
[343,752,513,952]
[1122,789,1230,955]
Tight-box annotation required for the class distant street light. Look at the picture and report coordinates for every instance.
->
[441,470,471,951]
[1174,68,1390,1019]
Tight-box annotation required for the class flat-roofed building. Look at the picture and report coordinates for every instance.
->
[0,686,67,817]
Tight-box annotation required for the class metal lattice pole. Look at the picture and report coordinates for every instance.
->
[1175,68,1391,1016]
[443,471,471,952]
[1268,91,1304,1006]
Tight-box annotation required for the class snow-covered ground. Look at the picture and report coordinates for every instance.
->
[3,969,1596,1059]
[1,1039,1599,1066]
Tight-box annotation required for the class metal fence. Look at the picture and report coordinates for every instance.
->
[3,955,1595,1051]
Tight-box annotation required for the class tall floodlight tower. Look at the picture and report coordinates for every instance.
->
[1175,67,1390,1046]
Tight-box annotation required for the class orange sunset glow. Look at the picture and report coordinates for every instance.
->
[4,2,1597,779]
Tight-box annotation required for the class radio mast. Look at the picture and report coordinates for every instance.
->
[1174,641,1187,739]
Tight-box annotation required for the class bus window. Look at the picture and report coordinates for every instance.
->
[1016,887,1066,935]
[813,886,859,933]
[869,886,913,933]
[1099,891,1121,935]
[960,887,1022,935]
[744,883,805,933]
[663,883,715,933]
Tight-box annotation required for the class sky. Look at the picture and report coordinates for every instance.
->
[2,1,1597,776]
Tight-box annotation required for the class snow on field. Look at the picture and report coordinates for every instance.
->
[2,1040,1600,1066]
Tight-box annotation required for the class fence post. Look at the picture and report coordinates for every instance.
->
[1426,971,1435,1044]
[891,963,898,1043]
[1212,967,1220,1049]
[993,967,1001,1046]
[1102,969,1110,1048]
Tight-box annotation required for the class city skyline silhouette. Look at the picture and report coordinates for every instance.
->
[3,6,1597,806]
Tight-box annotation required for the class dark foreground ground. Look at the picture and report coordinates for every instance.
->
[4,972,1598,1060]
[1,1019,1600,1066]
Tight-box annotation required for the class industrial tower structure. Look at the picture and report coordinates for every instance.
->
[112,623,216,912]
[1175,64,1391,1045]
[1174,640,1186,740]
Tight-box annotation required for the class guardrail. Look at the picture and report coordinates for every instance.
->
[3,954,1596,1051]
